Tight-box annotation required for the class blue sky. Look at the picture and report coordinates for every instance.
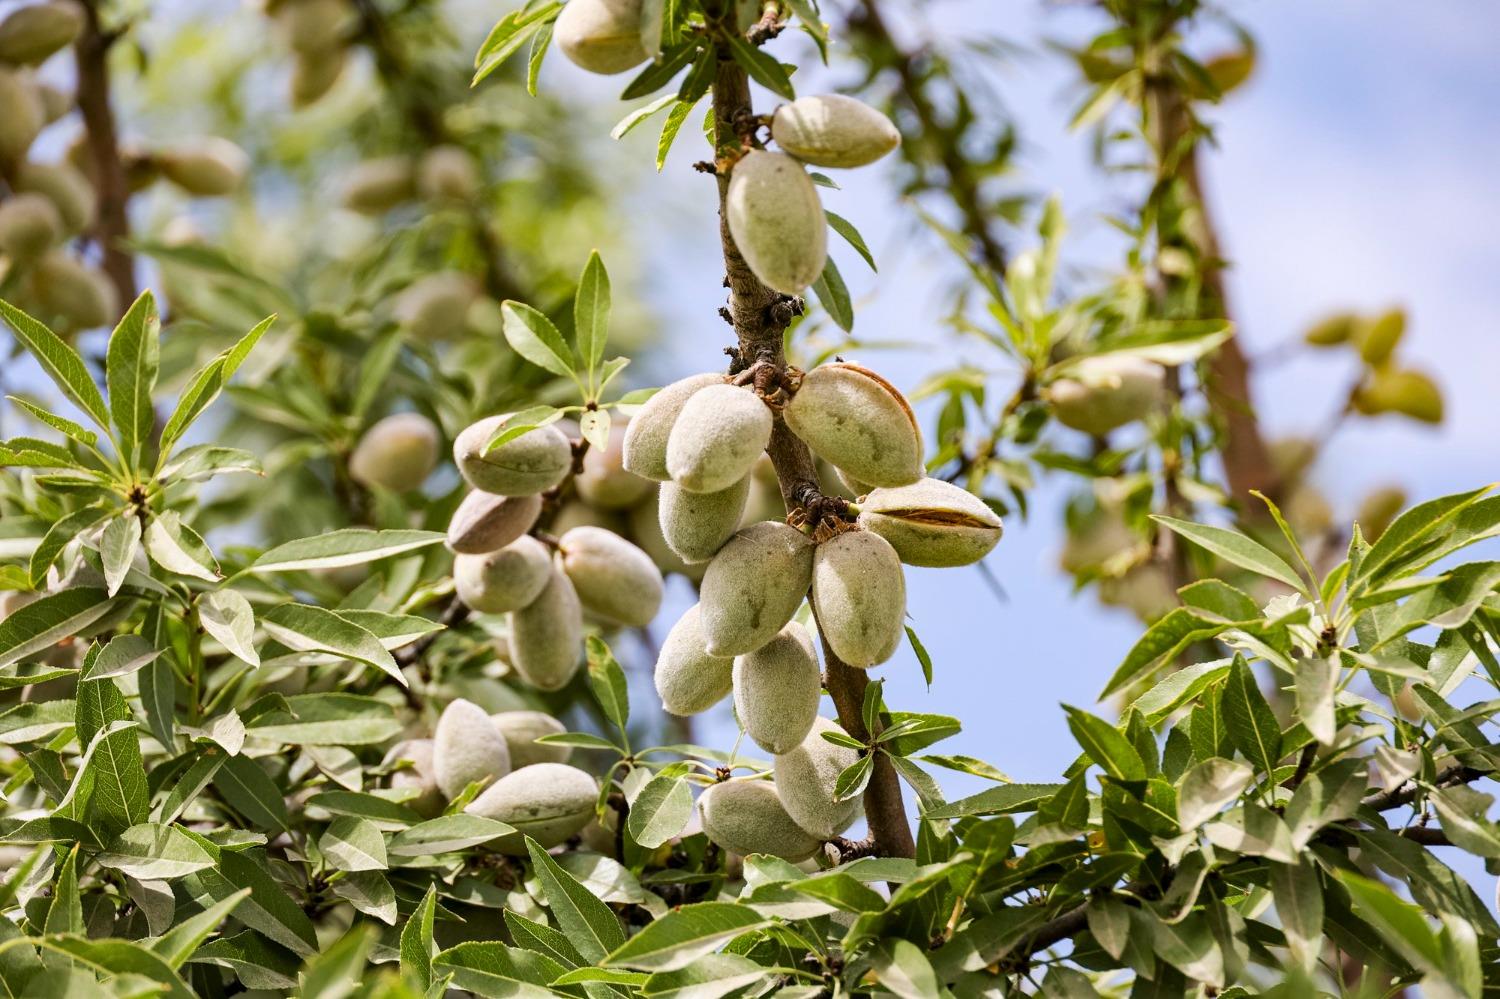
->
[599,1,1500,807]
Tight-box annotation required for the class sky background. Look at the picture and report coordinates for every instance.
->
[578,0,1500,811]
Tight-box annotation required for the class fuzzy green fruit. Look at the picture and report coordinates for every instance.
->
[665,383,773,494]
[629,491,707,582]
[417,144,480,202]
[698,779,821,861]
[158,138,249,196]
[783,363,923,488]
[1045,355,1166,436]
[0,68,44,163]
[771,94,900,169]
[348,412,439,492]
[290,47,346,107]
[811,529,905,668]
[447,491,542,555]
[13,161,94,233]
[507,567,583,691]
[575,421,653,509]
[621,372,723,481]
[384,738,444,818]
[551,499,624,537]
[454,536,553,614]
[554,0,651,75]
[490,710,570,769]
[558,525,663,627]
[340,155,415,214]
[465,763,597,852]
[654,604,733,716]
[699,521,814,656]
[733,621,820,754]
[274,0,352,55]
[432,698,512,799]
[28,251,115,328]
[454,415,572,496]
[659,476,750,564]
[774,717,862,839]
[725,149,827,295]
[0,2,82,65]
[0,192,61,262]
[858,478,1002,568]
[393,271,478,341]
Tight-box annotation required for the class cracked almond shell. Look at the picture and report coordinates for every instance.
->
[447,491,543,555]
[454,536,553,614]
[726,149,828,296]
[466,762,598,852]
[783,362,923,488]
[774,717,863,840]
[771,94,901,169]
[654,603,734,716]
[507,566,584,691]
[733,621,820,755]
[454,414,572,496]
[698,779,821,861]
[810,529,906,668]
[666,383,773,494]
[857,477,1002,567]
[622,372,724,481]
[558,525,664,627]
[698,521,815,657]
[432,698,512,799]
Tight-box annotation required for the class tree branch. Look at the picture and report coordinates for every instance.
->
[74,0,135,313]
[710,42,914,860]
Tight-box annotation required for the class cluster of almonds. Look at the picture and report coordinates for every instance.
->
[0,1,248,331]
[385,702,598,854]
[623,364,1002,859]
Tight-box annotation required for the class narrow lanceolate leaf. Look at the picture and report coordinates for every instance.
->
[1151,515,1306,592]
[603,902,770,971]
[812,255,854,333]
[198,590,260,667]
[1177,758,1253,831]
[870,938,941,999]
[574,251,610,384]
[834,754,875,803]
[144,512,221,581]
[1221,657,1282,777]
[260,603,404,685]
[28,504,111,586]
[433,942,559,999]
[1429,786,1500,858]
[84,634,163,681]
[101,513,142,597]
[1064,705,1147,781]
[1270,859,1324,974]
[97,823,216,880]
[388,815,515,857]
[400,885,439,991]
[6,395,98,446]
[107,291,162,467]
[158,314,274,455]
[724,32,795,99]
[472,1,562,84]
[502,301,576,379]
[626,773,693,849]
[0,298,112,431]
[318,816,388,872]
[826,211,878,271]
[150,888,250,969]
[526,838,625,963]
[586,635,629,733]
[0,587,111,669]
[250,528,444,573]
[1295,653,1337,745]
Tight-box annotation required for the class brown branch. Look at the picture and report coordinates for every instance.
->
[1360,765,1485,812]
[711,42,914,860]
[74,0,135,313]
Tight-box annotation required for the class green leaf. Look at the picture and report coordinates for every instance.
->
[44,846,83,935]
[574,251,610,385]
[106,291,161,468]
[150,888,250,969]
[433,942,560,999]
[0,298,111,431]
[202,848,319,956]
[923,783,1065,820]
[84,634,162,680]
[400,885,438,991]
[1430,786,1500,857]
[657,98,696,170]
[620,41,701,100]
[906,625,934,688]
[333,609,442,651]
[1354,486,1493,588]
[826,211,877,271]
[245,693,402,746]
[1295,653,1337,745]
[260,603,404,686]
[318,816,388,872]
[298,925,374,998]
[918,753,1010,783]
[870,938,940,999]
[611,94,677,140]
[626,773,693,849]
[1151,515,1305,592]
[502,301,576,380]
[1269,859,1323,974]
[97,823,216,880]
[144,511,221,581]
[473,2,561,84]
[80,717,149,836]
[586,635,629,735]
[1220,656,1281,777]
[0,587,111,669]
[578,408,611,453]
[187,930,300,989]
[834,754,874,803]
[1064,705,1146,781]
[812,255,853,333]
[724,33,795,99]
[5,395,98,447]
[603,902,769,971]
[388,814,516,857]
[525,837,625,963]
[212,754,290,833]
[158,314,274,455]
[251,528,445,573]
[32,936,196,999]
[1176,757,1252,831]
[526,21,552,96]
[100,513,142,597]
[482,404,567,452]
[198,590,260,668]
[1336,870,1446,977]
[28,504,111,586]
